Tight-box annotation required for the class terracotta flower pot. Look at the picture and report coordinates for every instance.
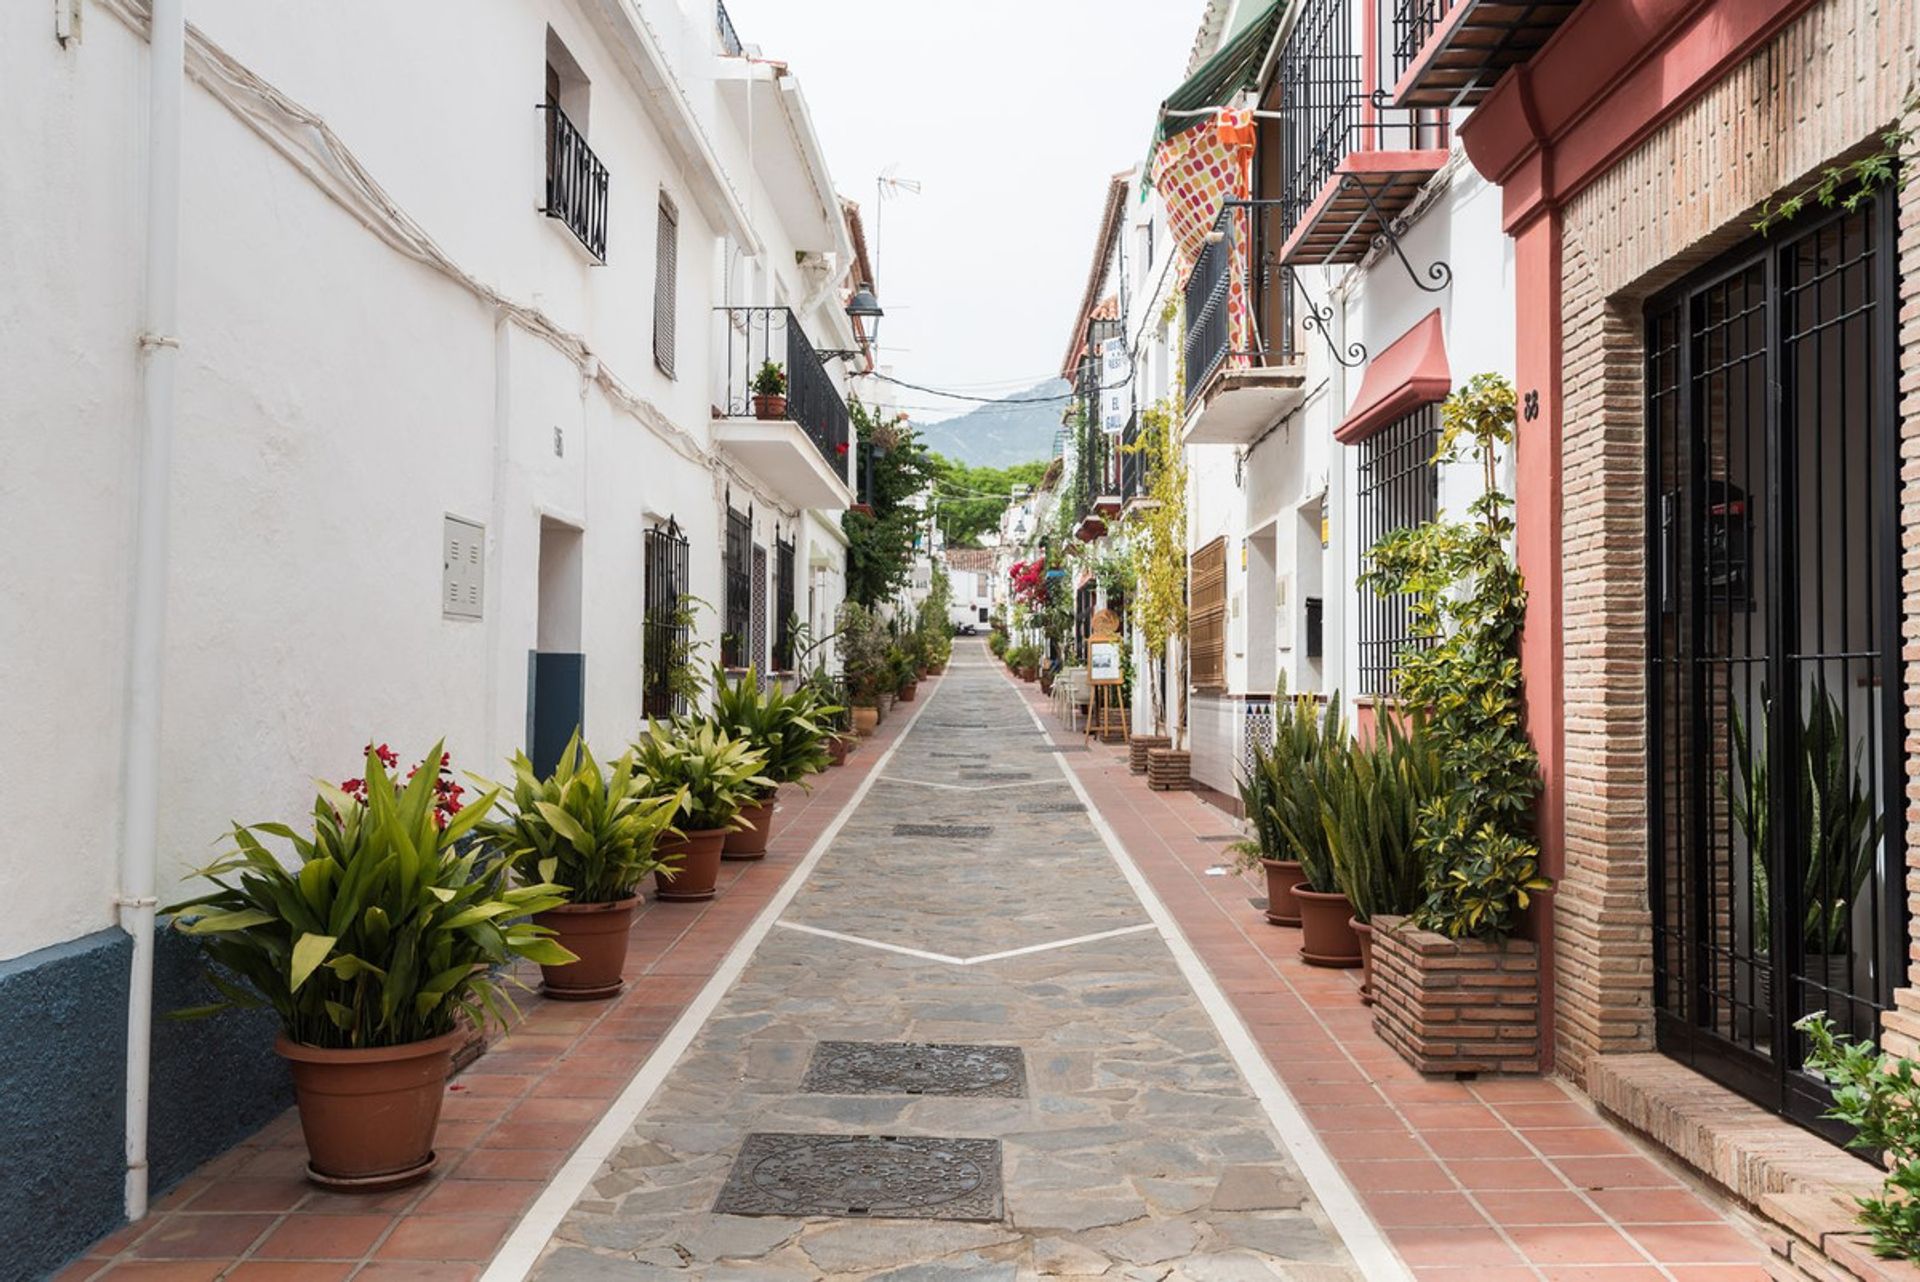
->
[533,896,641,1001]
[898,681,918,703]
[827,735,850,766]
[652,828,728,902]
[852,705,879,737]
[1021,666,1037,682]
[724,794,778,859]
[1261,859,1306,927]
[1293,886,1361,968]
[276,1027,464,1190]
[1351,916,1376,1004]
[752,393,787,420]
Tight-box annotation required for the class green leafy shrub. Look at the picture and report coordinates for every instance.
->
[633,719,772,832]
[163,743,573,1048]
[988,630,1008,659]
[837,600,891,704]
[1325,713,1445,922]
[709,666,838,789]
[1240,687,1347,893]
[1362,373,1548,939]
[484,732,681,903]
[1798,1013,1920,1258]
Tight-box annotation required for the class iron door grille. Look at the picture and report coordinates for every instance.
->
[1353,405,1439,696]
[774,535,796,671]
[1645,200,1904,1138]
[643,519,689,719]
[722,506,750,669]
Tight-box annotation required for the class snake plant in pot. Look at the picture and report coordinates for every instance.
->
[1325,711,1445,1000]
[483,732,682,1000]
[162,742,573,1189]
[634,719,773,902]
[1233,684,1342,929]
[1267,691,1359,968]
[709,666,839,858]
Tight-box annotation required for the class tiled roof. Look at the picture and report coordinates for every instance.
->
[945,548,997,572]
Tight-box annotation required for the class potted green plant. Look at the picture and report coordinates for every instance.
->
[483,732,681,1000]
[1266,693,1359,968]
[633,720,772,901]
[1325,711,1442,1001]
[896,636,921,702]
[804,667,855,764]
[752,360,788,419]
[1234,686,1338,928]
[838,602,888,736]
[162,742,572,1189]
[710,666,838,857]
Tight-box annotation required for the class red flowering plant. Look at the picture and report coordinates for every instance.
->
[342,742,466,829]
[1009,558,1051,608]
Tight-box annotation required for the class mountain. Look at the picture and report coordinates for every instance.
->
[912,379,1070,468]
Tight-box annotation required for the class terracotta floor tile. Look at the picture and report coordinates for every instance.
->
[1527,1128,1639,1158]
[294,1186,425,1217]
[130,1215,276,1260]
[95,1264,228,1281]
[225,1263,357,1281]
[1496,1102,1608,1129]
[1535,1269,1667,1282]
[1471,1079,1577,1103]
[353,1265,484,1282]
[1398,1103,1506,1131]
[1448,1159,1571,1191]
[1586,1188,1725,1224]
[1284,1081,1387,1106]
[1321,1128,1427,1161]
[252,1213,392,1260]
[1624,1223,1765,1264]
[1475,1190,1607,1226]
[1341,1159,1460,1192]
[180,1177,312,1214]
[1424,1128,1534,1160]
[1393,1226,1526,1267]
[1553,1157,1686,1191]
[1361,1191,1489,1228]
[479,1119,592,1150]
[374,1216,512,1262]
[86,1222,152,1257]
[1303,1104,1414,1132]
[1411,1268,1539,1282]
[1505,1223,1646,1265]
[50,1261,105,1282]
[1664,1268,1774,1281]
[413,1179,544,1217]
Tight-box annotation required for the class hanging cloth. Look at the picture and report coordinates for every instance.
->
[1150,108,1257,370]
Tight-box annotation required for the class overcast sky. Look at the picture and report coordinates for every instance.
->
[723,0,1202,423]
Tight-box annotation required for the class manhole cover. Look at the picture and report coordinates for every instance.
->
[1018,801,1086,814]
[801,1041,1027,1098]
[713,1134,1003,1221]
[894,824,993,839]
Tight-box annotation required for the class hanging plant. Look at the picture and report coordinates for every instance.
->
[1361,372,1547,940]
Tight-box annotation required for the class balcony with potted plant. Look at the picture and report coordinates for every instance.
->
[711,307,856,512]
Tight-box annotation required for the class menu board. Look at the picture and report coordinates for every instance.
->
[1089,640,1122,684]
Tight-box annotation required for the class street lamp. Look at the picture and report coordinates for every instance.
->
[821,285,883,362]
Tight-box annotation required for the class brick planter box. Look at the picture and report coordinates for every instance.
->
[1370,915,1540,1076]
[1146,748,1191,791]
[1128,734,1170,775]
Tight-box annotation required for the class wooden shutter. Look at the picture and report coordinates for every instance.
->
[1189,536,1227,692]
[653,194,678,377]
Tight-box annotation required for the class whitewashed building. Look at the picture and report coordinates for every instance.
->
[1,0,870,1267]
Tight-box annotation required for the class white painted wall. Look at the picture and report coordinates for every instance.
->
[0,0,860,962]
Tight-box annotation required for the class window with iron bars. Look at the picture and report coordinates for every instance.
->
[774,535,796,671]
[722,506,751,668]
[1354,405,1439,695]
[642,518,690,718]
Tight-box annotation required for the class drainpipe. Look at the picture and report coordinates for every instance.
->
[119,0,185,1224]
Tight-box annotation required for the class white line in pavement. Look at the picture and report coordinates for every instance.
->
[478,674,949,1282]
[772,919,1156,966]
[1000,668,1417,1282]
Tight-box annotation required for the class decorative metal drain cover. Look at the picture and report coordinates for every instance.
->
[801,1041,1027,1098]
[893,824,993,839]
[1019,801,1086,814]
[713,1133,1003,1221]
[929,751,990,759]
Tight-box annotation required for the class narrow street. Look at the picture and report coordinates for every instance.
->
[510,643,1371,1280]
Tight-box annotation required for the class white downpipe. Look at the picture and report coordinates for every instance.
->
[119,0,185,1224]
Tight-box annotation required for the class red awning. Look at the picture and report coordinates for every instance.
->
[1334,310,1452,444]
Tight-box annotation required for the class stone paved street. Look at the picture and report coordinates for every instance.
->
[524,651,1368,1281]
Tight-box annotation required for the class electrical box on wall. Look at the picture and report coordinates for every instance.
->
[443,515,484,620]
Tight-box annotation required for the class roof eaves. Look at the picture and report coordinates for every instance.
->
[1059,172,1135,378]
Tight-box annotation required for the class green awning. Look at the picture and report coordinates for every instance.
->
[1154,0,1286,144]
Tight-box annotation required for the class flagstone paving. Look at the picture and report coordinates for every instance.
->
[527,655,1362,1281]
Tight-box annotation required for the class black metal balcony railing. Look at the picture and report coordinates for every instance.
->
[1184,202,1301,402]
[1392,0,1455,85]
[540,103,609,261]
[1119,411,1145,503]
[1276,0,1449,247]
[716,0,744,56]
[717,307,852,478]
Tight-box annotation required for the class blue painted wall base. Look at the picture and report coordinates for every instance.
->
[0,927,291,1280]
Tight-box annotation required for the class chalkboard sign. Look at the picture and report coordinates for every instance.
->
[1089,640,1122,684]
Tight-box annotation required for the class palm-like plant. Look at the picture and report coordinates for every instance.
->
[1260,688,1349,893]
[1325,712,1444,922]
[633,719,773,831]
[162,742,574,1049]
[484,732,684,903]
[709,666,839,789]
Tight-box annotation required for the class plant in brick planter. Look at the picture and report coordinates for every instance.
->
[1360,372,1550,1071]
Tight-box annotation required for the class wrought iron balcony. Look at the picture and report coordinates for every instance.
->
[1118,412,1146,505]
[1388,0,1579,108]
[714,307,852,506]
[716,0,745,57]
[540,103,608,261]
[1182,203,1314,445]
[1275,0,1450,269]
